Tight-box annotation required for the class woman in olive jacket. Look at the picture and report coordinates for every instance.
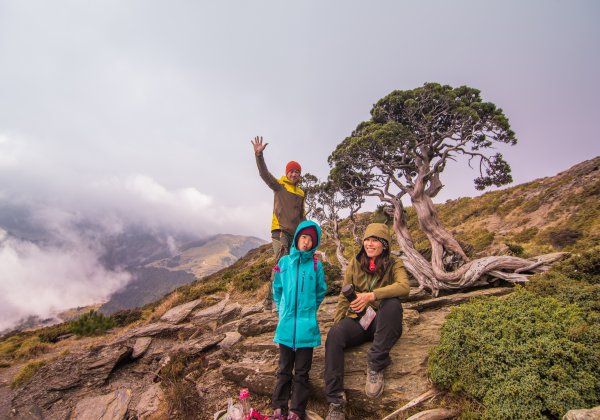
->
[324,223,410,420]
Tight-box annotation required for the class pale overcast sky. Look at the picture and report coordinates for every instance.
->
[1,0,599,240]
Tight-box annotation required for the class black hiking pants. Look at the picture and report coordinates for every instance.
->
[324,297,404,404]
[272,344,314,419]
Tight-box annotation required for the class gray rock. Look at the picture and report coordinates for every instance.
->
[135,383,164,419]
[71,388,131,420]
[238,312,278,337]
[131,337,152,359]
[126,322,185,338]
[219,331,243,349]
[87,345,132,371]
[219,302,242,325]
[192,295,230,321]
[240,303,264,318]
[216,319,241,334]
[160,298,203,323]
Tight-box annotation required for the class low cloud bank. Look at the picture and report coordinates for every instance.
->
[0,228,131,332]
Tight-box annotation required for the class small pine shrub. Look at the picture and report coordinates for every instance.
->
[70,310,115,336]
[428,288,600,419]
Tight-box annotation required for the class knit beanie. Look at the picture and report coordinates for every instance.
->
[296,226,317,249]
[366,236,389,250]
[286,161,301,174]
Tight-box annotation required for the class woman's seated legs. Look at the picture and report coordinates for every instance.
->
[368,297,404,371]
[324,317,372,404]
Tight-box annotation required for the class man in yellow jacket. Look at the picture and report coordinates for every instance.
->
[252,135,305,309]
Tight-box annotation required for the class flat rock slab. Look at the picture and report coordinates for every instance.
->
[192,295,230,321]
[131,337,152,359]
[219,331,243,349]
[71,388,131,420]
[238,312,278,337]
[160,298,203,324]
[134,383,164,419]
[126,322,186,338]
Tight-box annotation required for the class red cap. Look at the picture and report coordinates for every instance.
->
[296,226,318,249]
[286,161,301,174]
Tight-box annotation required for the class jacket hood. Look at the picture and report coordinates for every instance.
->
[290,220,321,256]
[362,223,391,243]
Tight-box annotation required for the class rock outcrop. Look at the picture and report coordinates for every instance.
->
[9,287,516,419]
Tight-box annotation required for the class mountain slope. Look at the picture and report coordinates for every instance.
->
[99,234,266,314]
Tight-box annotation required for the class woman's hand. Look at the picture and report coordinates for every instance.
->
[350,292,375,313]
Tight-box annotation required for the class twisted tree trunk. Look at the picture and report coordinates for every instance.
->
[391,196,568,296]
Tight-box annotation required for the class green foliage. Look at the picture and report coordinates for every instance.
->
[428,288,600,419]
[69,310,115,337]
[0,331,52,365]
[37,323,72,343]
[504,242,525,257]
[11,359,47,388]
[454,228,495,254]
[511,227,539,243]
[0,334,26,361]
[525,249,600,315]
[232,261,272,291]
[13,336,49,360]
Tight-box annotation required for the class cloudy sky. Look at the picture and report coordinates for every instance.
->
[0,1,599,328]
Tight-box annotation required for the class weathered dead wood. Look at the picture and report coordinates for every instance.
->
[406,408,461,420]
[381,388,440,420]
[403,287,513,312]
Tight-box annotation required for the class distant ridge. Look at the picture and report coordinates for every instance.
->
[99,233,266,314]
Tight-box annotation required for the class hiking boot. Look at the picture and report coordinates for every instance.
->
[365,368,384,398]
[287,411,301,420]
[272,408,286,419]
[325,403,345,420]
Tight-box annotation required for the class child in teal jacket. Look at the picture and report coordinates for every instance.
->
[271,220,327,420]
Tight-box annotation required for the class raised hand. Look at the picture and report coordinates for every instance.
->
[251,136,268,156]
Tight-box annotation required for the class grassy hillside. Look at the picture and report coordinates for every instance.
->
[1,157,598,368]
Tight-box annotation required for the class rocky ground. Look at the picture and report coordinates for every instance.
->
[2,287,514,419]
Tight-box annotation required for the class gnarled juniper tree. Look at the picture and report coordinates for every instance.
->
[328,83,564,295]
[303,173,363,271]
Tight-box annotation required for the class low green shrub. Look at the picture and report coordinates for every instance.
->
[69,310,115,336]
[428,288,600,419]
[504,242,525,257]
[232,261,272,291]
[512,227,539,243]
